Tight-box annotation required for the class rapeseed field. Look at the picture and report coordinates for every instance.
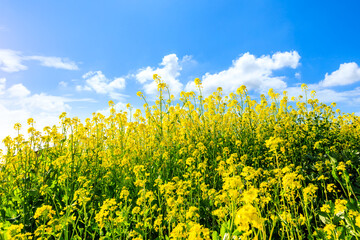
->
[1,74,360,239]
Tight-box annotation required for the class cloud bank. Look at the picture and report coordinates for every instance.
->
[135,54,191,97]
[185,51,301,95]
[319,62,360,87]
[0,78,91,151]
[2,50,360,152]
[76,71,126,100]
[133,52,360,111]
[0,49,79,72]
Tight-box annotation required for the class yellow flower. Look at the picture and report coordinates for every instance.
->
[336,161,346,172]
[14,123,22,131]
[132,206,141,214]
[241,187,259,204]
[310,90,316,98]
[34,205,55,221]
[265,136,283,153]
[170,223,187,239]
[355,214,360,228]
[320,204,331,214]
[95,198,118,229]
[188,223,210,240]
[303,183,318,204]
[235,204,263,231]
[186,206,199,220]
[327,184,336,193]
[268,88,275,98]
[301,83,308,91]
[212,207,228,219]
[317,175,327,181]
[108,100,114,107]
[153,73,160,81]
[282,172,302,191]
[120,187,130,200]
[323,223,336,237]
[194,78,202,86]
[6,224,24,239]
[27,118,34,125]
[236,85,247,95]
[298,214,306,226]
[334,199,347,214]
[154,215,163,231]
[73,188,91,206]
[2,73,360,239]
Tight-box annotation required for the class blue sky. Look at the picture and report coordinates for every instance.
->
[1,0,360,146]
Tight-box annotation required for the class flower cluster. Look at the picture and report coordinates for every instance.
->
[1,74,360,239]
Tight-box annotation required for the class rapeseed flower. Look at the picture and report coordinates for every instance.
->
[1,76,360,239]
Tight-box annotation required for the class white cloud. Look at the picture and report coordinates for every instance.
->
[97,101,128,117]
[285,83,360,105]
[0,49,79,72]
[25,56,79,70]
[185,51,301,95]
[0,49,28,72]
[23,94,72,112]
[7,83,31,98]
[319,62,360,87]
[76,85,91,91]
[0,78,6,94]
[0,78,92,153]
[283,61,360,105]
[135,54,190,97]
[59,81,68,87]
[271,51,300,69]
[77,71,126,100]
[314,89,355,103]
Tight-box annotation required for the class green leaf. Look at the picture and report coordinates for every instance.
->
[333,212,344,225]
[212,231,219,240]
[232,230,241,236]
[318,211,331,225]
[134,227,144,236]
[349,229,360,237]
[337,226,346,239]
[5,208,18,220]
[220,222,227,238]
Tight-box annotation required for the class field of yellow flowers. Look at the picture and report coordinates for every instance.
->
[1,75,360,239]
